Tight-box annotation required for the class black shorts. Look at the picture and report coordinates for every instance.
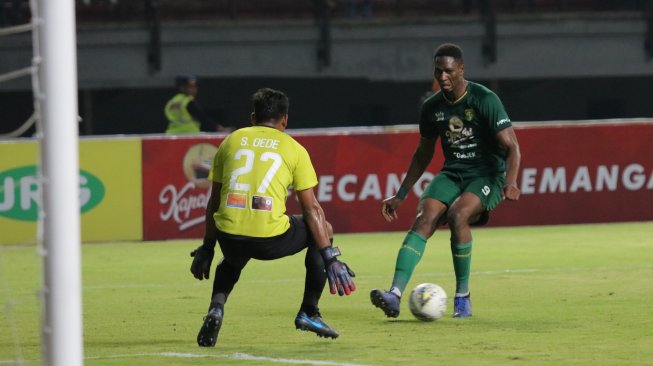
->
[216,215,316,261]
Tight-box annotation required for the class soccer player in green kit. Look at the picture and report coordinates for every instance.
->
[371,43,521,318]
[190,88,356,347]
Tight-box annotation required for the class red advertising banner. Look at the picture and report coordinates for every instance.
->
[286,130,441,233]
[290,121,653,232]
[141,121,653,240]
[142,137,223,240]
[495,121,653,226]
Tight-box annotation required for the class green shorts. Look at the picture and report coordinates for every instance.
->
[422,171,505,211]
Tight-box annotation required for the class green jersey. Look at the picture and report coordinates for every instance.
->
[210,125,318,238]
[419,81,511,177]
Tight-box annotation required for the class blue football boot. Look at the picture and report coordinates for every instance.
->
[197,307,223,347]
[453,294,472,318]
[370,289,400,318]
[294,311,339,339]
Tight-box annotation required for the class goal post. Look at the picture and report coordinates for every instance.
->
[35,0,84,364]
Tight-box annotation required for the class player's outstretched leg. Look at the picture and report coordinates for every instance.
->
[370,289,401,318]
[294,311,339,339]
[197,307,224,347]
[453,293,472,318]
[370,230,426,318]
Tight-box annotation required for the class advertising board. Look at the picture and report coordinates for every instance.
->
[0,138,142,244]
[140,121,653,239]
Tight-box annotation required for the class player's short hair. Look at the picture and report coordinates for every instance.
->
[433,43,464,63]
[175,74,197,87]
[252,88,289,122]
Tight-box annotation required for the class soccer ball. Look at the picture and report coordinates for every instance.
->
[408,283,448,321]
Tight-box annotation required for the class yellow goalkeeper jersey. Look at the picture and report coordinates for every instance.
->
[210,125,318,237]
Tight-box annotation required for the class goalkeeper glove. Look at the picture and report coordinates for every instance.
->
[190,238,216,280]
[320,246,356,296]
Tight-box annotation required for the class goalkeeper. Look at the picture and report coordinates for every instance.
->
[190,88,356,347]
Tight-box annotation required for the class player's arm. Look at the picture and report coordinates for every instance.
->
[381,136,437,222]
[190,181,221,280]
[401,136,438,192]
[496,127,521,201]
[187,100,230,132]
[297,187,356,296]
[204,182,222,239]
[296,187,331,250]
[480,90,520,201]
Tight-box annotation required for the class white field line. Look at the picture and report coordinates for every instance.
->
[67,264,653,290]
[3,265,652,296]
[1,352,374,366]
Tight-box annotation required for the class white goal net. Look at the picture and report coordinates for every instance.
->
[0,0,83,365]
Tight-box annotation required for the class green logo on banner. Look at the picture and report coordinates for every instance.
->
[0,165,105,221]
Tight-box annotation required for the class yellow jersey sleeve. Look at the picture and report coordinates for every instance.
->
[292,144,318,191]
[209,134,229,183]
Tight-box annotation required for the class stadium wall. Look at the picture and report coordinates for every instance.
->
[1,13,650,91]
[3,14,652,136]
[1,120,652,244]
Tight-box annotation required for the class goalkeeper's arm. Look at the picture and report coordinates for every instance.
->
[204,181,221,242]
[190,182,221,280]
[296,187,356,296]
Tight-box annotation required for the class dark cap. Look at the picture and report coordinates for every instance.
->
[175,74,197,87]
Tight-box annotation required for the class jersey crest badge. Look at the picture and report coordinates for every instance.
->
[464,108,475,121]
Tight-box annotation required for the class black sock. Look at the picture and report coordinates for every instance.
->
[300,303,319,317]
[208,300,224,313]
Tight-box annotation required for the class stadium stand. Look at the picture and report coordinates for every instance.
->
[8,0,646,25]
[73,0,648,23]
[2,0,651,137]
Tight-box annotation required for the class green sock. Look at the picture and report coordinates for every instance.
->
[451,241,472,295]
[391,231,427,294]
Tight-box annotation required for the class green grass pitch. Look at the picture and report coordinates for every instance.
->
[1,222,652,365]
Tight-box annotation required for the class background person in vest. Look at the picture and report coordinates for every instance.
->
[164,75,229,134]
